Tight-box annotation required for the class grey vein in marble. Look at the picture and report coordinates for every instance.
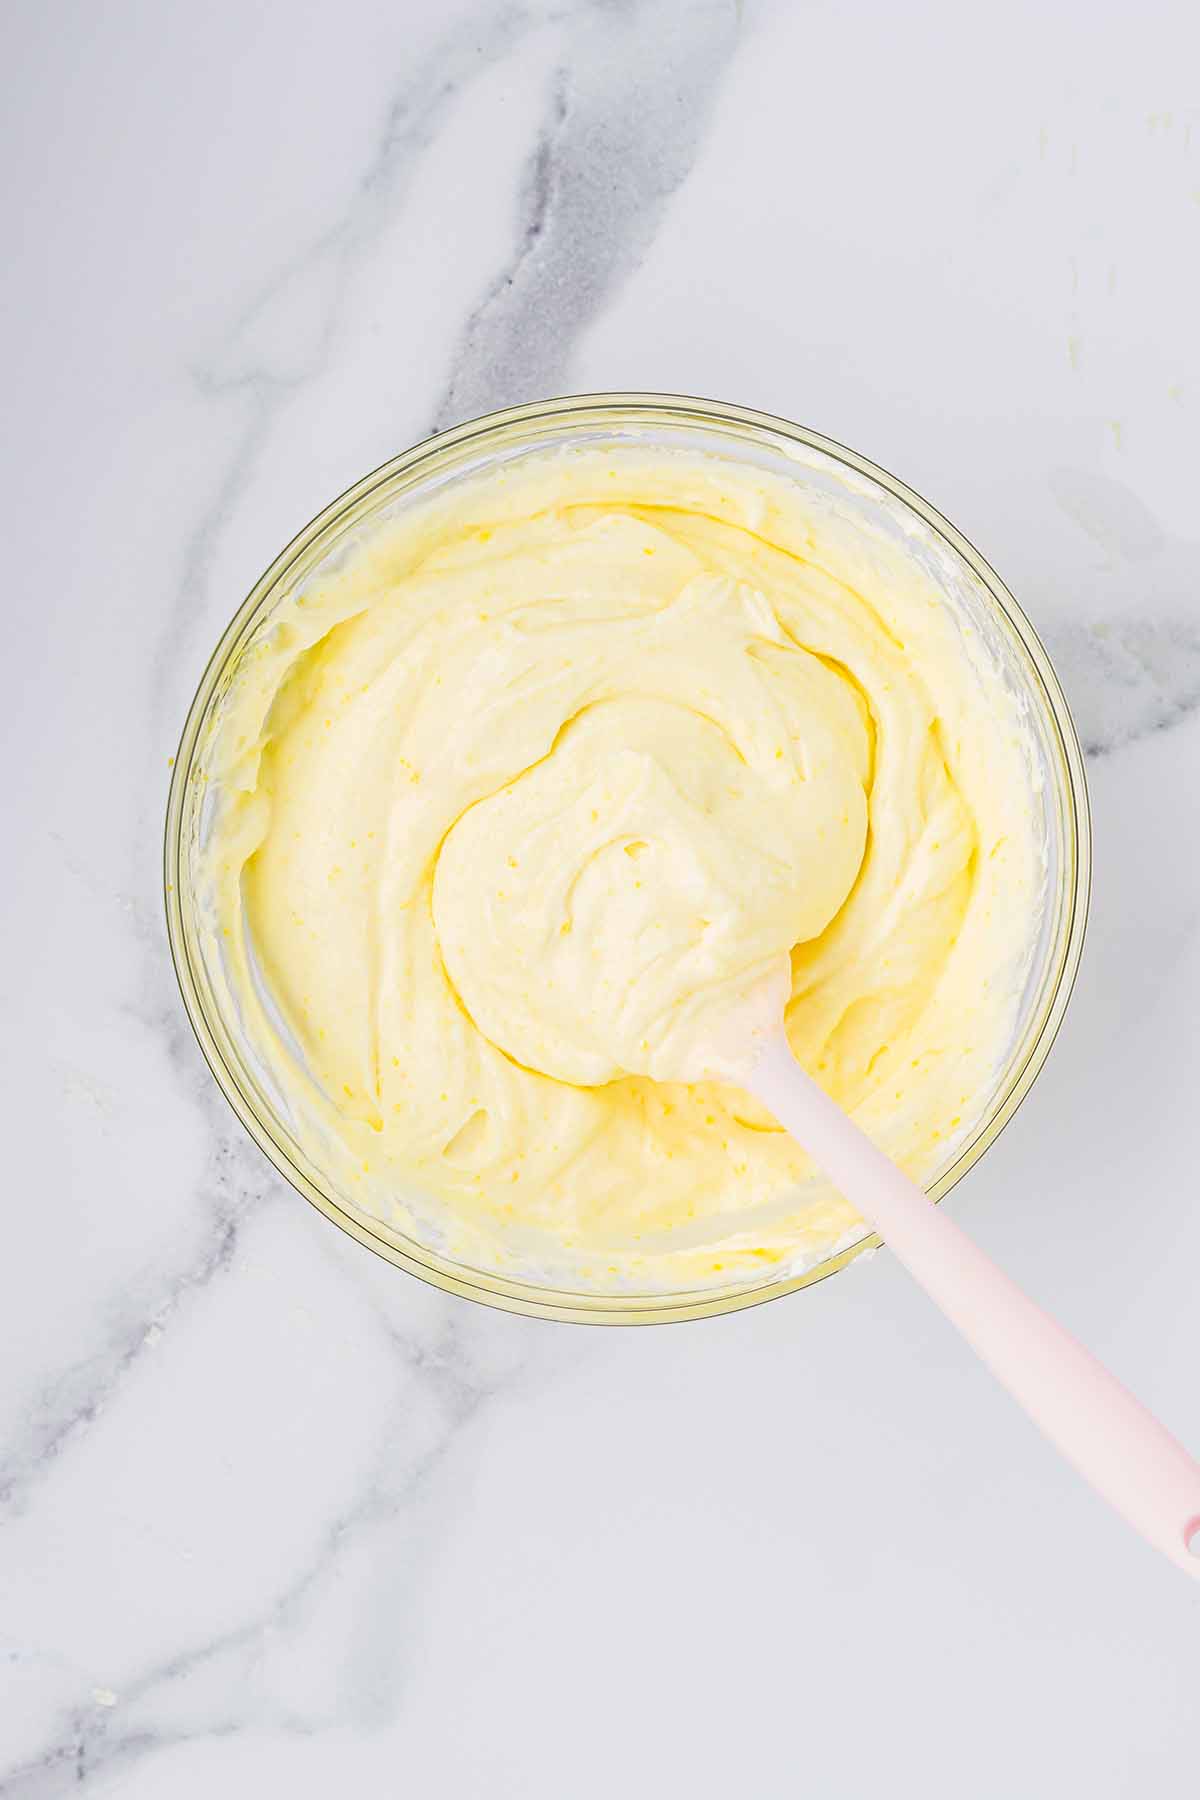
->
[0,841,282,1523]
[0,1138,274,1520]
[435,0,741,428]
[155,1,539,694]
[0,1306,562,1797]
[15,3,551,1525]
[0,10,749,1782]
[1048,612,1200,759]
[1045,466,1200,757]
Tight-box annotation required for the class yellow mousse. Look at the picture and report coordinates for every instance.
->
[199,449,1039,1290]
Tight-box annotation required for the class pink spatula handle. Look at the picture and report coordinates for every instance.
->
[750,1035,1200,1577]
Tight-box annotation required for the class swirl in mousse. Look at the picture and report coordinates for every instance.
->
[199,450,1039,1291]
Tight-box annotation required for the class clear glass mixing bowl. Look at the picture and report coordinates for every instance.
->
[164,394,1090,1324]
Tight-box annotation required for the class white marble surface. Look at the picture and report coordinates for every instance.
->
[3,1,1200,1792]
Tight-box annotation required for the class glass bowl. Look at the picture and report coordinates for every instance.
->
[164,394,1090,1324]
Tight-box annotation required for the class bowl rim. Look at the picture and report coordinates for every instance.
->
[164,391,1092,1326]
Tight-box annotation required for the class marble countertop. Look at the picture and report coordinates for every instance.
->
[4,2,1199,1793]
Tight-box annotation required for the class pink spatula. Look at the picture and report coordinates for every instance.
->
[741,1026,1200,1579]
[442,820,1200,1576]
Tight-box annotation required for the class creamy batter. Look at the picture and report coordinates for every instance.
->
[199,449,1039,1290]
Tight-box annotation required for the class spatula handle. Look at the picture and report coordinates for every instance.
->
[750,1034,1200,1578]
